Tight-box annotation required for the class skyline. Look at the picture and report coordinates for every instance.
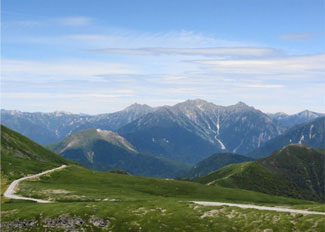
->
[1,0,324,114]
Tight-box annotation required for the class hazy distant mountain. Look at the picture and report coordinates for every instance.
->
[247,117,325,158]
[269,110,324,128]
[119,99,285,163]
[48,128,188,177]
[195,145,325,202]
[1,103,154,145]
[185,152,253,178]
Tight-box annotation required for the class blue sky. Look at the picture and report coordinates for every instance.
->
[1,0,324,114]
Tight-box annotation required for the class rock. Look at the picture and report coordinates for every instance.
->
[89,215,109,227]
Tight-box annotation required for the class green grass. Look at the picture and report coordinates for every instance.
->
[15,165,314,205]
[2,165,325,231]
[1,125,72,181]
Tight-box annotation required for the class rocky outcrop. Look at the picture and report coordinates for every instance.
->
[0,214,109,231]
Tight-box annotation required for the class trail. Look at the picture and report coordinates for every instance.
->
[3,165,67,203]
[192,201,325,215]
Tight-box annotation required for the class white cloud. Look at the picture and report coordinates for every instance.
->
[88,47,279,57]
[241,84,284,88]
[193,54,325,76]
[54,17,93,26]
[278,33,315,41]
[1,59,139,81]
[68,30,254,48]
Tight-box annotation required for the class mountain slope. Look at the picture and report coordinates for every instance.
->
[1,103,154,145]
[186,153,254,178]
[48,128,189,177]
[195,145,325,202]
[247,117,325,158]
[1,125,70,181]
[119,99,284,163]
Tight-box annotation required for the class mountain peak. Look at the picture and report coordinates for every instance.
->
[234,101,249,107]
[123,103,153,113]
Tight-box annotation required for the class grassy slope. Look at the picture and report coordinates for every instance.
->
[194,146,324,202]
[2,126,325,231]
[1,125,71,181]
[2,165,325,232]
[186,152,254,178]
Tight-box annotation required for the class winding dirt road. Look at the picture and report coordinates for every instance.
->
[192,201,325,215]
[3,165,67,203]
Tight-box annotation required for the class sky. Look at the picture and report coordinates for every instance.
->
[1,0,324,114]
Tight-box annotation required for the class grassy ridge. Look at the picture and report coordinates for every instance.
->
[1,125,71,181]
[194,145,325,202]
[2,165,325,231]
[17,165,312,205]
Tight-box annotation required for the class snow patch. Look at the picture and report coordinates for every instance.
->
[215,136,226,150]
[309,124,314,139]
[298,135,304,144]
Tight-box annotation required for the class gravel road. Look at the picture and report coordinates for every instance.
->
[4,165,67,203]
[192,201,325,215]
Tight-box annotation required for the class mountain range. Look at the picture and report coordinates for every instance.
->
[1,103,154,145]
[2,99,324,165]
[118,99,283,163]
[247,117,325,158]
[268,110,325,128]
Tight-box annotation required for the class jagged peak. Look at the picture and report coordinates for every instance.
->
[123,103,153,112]
[234,101,249,107]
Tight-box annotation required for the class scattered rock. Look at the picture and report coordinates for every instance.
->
[43,214,84,230]
[89,215,109,227]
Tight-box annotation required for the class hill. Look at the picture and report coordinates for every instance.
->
[185,152,254,178]
[195,145,325,202]
[247,117,325,158]
[1,125,70,181]
[48,128,189,177]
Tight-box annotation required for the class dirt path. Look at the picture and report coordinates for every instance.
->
[192,201,325,215]
[3,165,67,203]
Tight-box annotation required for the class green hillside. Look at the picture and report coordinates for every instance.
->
[1,125,70,181]
[1,127,325,231]
[186,152,253,178]
[48,128,190,177]
[194,145,325,202]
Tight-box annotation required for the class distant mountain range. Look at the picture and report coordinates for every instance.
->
[2,99,324,164]
[1,103,154,145]
[48,128,189,177]
[247,117,325,158]
[268,110,325,128]
[194,145,325,202]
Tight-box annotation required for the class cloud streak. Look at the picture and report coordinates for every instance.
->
[88,47,280,57]
[278,33,315,41]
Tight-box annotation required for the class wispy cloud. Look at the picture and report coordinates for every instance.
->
[278,33,315,41]
[193,54,325,76]
[68,30,254,48]
[52,17,93,26]
[88,47,280,57]
[1,59,139,81]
